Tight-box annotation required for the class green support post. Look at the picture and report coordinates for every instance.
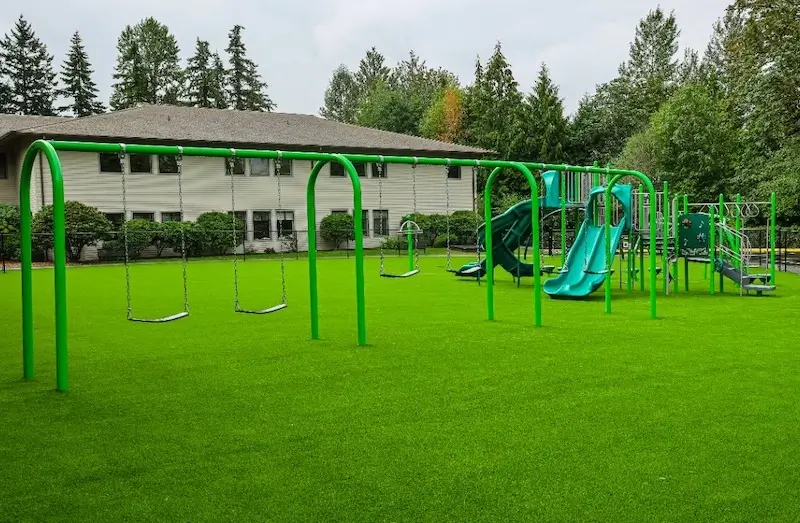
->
[735,194,742,271]
[484,164,541,326]
[592,161,599,223]
[672,195,679,294]
[662,181,669,294]
[638,183,645,291]
[770,192,776,283]
[604,172,657,319]
[560,171,566,268]
[709,205,716,295]
[20,140,68,391]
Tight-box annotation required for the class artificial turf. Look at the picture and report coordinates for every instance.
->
[1,254,799,521]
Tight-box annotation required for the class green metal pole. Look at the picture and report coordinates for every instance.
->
[770,192,776,283]
[683,194,688,215]
[672,195,679,294]
[638,183,645,291]
[306,156,366,345]
[592,161,599,223]
[662,181,669,294]
[709,205,716,295]
[605,172,657,318]
[560,171,566,268]
[406,216,414,272]
[735,194,742,271]
[20,140,68,391]
[484,164,541,325]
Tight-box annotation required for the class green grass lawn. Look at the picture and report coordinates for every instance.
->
[1,254,799,522]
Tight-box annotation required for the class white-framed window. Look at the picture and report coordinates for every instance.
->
[372,209,389,236]
[331,162,366,177]
[331,209,349,214]
[447,165,461,179]
[250,158,270,176]
[104,212,124,229]
[161,211,182,222]
[224,158,246,175]
[354,162,366,177]
[253,211,271,239]
[129,154,152,174]
[99,153,122,174]
[361,209,370,237]
[371,162,387,178]
[275,159,292,176]
[158,155,179,174]
[277,210,295,237]
[132,212,155,221]
[330,162,345,177]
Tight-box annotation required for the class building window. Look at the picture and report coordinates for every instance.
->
[250,158,270,176]
[161,212,182,222]
[158,155,179,174]
[331,209,349,214]
[99,153,122,173]
[447,165,461,179]
[227,210,247,227]
[361,209,370,237]
[354,162,366,177]
[0,152,7,179]
[275,159,292,176]
[129,154,152,174]
[373,210,389,236]
[225,158,246,175]
[277,211,294,237]
[104,212,125,229]
[132,212,155,221]
[253,211,271,239]
[330,162,345,177]
[371,162,387,178]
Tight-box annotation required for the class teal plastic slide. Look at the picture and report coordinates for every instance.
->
[542,183,632,298]
[454,171,564,279]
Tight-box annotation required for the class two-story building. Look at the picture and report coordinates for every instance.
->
[0,104,489,257]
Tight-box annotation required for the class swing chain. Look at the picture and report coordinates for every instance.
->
[118,146,132,319]
[275,152,287,304]
[176,147,189,313]
[228,150,240,310]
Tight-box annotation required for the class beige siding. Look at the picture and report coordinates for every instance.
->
[29,150,475,259]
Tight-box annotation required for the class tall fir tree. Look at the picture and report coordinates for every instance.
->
[0,15,58,115]
[57,31,105,116]
[109,17,183,110]
[320,65,359,123]
[523,63,567,162]
[185,39,215,107]
[354,47,390,98]
[225,25,274,111]
[209,52,228,109]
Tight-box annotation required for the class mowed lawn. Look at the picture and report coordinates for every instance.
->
[1,253,799,522]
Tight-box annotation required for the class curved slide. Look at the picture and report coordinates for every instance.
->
[542,184,632,298]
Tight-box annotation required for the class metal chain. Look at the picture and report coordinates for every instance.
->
[377,157,385,275]
[118,146,132,319]
[176,147,189,313]
[228,150,240,311]
[445,160,451,271]
[275,152,287,304]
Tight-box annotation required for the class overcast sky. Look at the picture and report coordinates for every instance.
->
[3,0,730,117]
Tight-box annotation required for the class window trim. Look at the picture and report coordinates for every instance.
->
[160,211,183,222]
[276,210,295,238]
[447,165,462,180]
[372,209,389,236]
[249,158,271,176]
[131,211,156,222]
[99,153,123,174]
[129,153,154,175]
[361,209,370,238]
[158,155,180,175]
[252,210,272,240]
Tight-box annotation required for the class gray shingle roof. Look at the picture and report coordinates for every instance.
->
[3,104,492,157]
[0,114,68,139]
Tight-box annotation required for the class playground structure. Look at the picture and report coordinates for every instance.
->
[16,138,782,393]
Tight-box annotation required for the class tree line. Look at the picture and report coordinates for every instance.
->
[320,1,800,223]
[0,15,273,116]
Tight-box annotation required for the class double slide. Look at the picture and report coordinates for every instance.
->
[456,178,633,299]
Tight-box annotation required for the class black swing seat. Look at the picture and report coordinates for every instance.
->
[236,303,287,314]
[129,311,189,323]
[381,269,420,278]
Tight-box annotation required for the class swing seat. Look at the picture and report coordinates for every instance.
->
[381,269,420,278]
[129,311,189,323]
[236,303,287,314]
[459,266,483,276]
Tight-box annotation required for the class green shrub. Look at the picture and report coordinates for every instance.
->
[196,211,244,255]
[0,204,20,260]
[32,201,112,261]
[320,213,354,249]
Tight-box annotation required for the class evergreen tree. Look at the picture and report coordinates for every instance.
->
[523,63,567,162]
[209,52,228,109]
[320,65,359,123]
[0,15,58,115]
[185,39,215,107]
[354,47,390,97]
[109,17,183,110]
[225,25,274,111]
[57,31,105,116]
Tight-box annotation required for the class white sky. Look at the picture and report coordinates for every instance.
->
[2,0,730,116]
